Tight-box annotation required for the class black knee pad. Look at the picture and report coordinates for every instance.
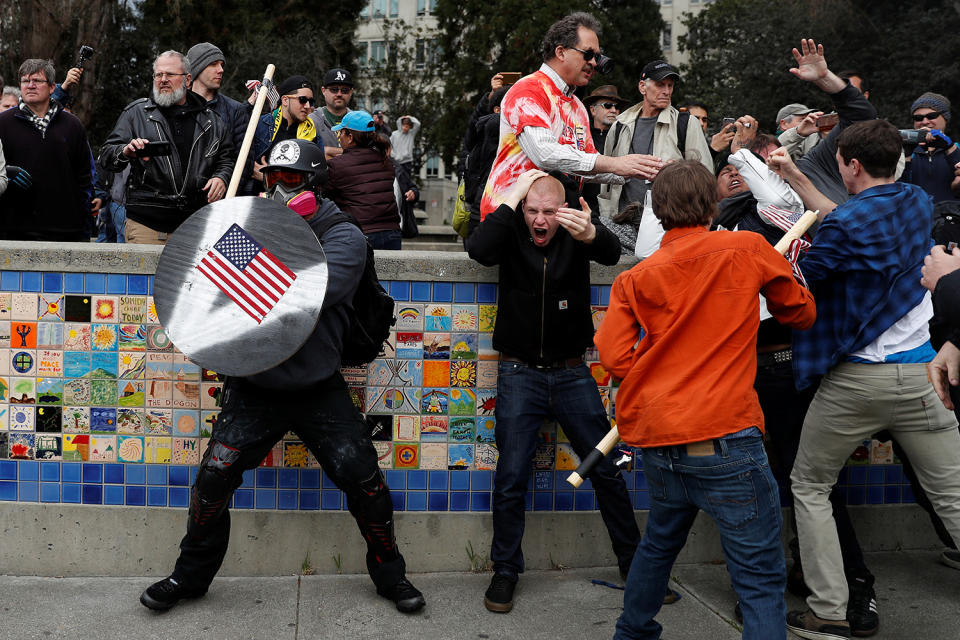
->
[187,440,242,539]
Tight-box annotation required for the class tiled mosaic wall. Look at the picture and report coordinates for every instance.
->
[0,270,917,512]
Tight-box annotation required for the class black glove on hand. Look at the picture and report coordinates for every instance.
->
[6,165,33,190]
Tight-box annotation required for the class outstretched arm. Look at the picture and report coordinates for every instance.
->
[789,38,845,94]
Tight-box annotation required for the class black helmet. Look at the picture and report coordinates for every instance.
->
[261,139,328,201]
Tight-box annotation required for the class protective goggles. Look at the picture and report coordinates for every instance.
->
[263,169,308,190]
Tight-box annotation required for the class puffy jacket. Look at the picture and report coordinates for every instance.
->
[99,91,234,233]
[466,202,621,364]
[325,146,399,235]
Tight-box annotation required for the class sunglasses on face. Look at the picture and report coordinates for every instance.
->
[599,102,619,110]
[286,95,316,106]
[263,169,308,190]
[567,47,614,74]
[325,86,352,94]
[913,111,942,122]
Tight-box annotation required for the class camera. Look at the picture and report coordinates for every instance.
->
[594,53,614,75]
[899,129,924,144]
[76,45,95,69]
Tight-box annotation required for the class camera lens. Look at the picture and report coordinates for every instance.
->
[595,54,614,74]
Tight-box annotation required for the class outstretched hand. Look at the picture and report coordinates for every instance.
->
[790,39,829,83]
[557,197,596,244]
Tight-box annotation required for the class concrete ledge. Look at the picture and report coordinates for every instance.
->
[0,503,942,577]
[0,241,638,284]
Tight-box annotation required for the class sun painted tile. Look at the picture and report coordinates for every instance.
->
[282,441,318,468]
[63,296,91,322]
[450,361,477,388]
[90,296,119,323]
[450,334,478,361]
[424,304,452,331]
[476,417,496,443]
[63,323,91,351]
[452,305,478,331]
[172,410,200,437]
[146,297,159,324]
[118,352,146,380]
[419,415,448,441]
[448,443,474,470]
[9,405,35,430]
[90,324,119,351]
[449,388,476,415]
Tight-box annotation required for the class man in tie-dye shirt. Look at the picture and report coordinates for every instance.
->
[479,12,661,221]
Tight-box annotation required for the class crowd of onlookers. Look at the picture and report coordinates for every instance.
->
[0,44,422,247]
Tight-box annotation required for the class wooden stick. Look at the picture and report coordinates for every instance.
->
[567,427,621,488]
[773,209,818,254]
[566,210,819,488]
[226,64,275,199]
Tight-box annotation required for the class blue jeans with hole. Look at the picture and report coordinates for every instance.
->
[614,428,785,640]
[491,360,640,578]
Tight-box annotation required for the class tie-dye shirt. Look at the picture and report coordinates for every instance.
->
[479,68,597,219]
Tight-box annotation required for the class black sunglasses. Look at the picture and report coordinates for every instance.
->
[286,95,316,106]
[567,47,614,74]
[913,111,942,122]
[598,102,619,110]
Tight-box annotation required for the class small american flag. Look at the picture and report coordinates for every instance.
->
[196,224,296,324]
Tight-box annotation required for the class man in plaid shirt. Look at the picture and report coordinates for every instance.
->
[785,119,960,640]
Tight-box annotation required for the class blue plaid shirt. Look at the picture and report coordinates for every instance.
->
[793,182,934,390]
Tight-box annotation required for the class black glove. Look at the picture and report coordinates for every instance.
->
[6,165,33,190]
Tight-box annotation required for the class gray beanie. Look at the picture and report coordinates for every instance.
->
[911,92,951,122]
[186,42,224,79]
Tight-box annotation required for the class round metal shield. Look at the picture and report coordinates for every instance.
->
[154,196,328,376]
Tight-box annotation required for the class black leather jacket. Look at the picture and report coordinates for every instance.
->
[99,91,234,232]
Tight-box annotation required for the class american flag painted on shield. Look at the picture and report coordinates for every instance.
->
[196,223,297,323]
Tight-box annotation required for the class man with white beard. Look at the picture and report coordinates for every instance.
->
[99,50,233,244]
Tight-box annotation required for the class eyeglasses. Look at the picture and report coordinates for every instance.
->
[20,77,50,87]
[913,111,942,122]
[286,95,317,106]
[325,86,352,94]
[153,72,187,81]
[599,102,619,110]
[566,47,613,74]
[263,169,308,190]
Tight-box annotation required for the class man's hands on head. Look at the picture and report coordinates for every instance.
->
[122,138,153,161]
[203,177,227,203]
[789,38,844,93]
[502,168,549,210]
[557,197,596,244]
[921,245,960,292]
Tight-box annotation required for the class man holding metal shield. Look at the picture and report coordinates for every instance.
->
[140,138,425,614]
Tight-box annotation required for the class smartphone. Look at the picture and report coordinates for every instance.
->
[499,72,522,86]
[721,117,736,129]
[816,113,839,129]
[135,141,173,158]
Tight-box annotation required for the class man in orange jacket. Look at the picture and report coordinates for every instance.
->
[595,160,816,640]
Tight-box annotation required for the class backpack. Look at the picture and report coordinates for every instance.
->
[312,211,396,365]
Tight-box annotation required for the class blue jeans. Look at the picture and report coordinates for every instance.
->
[491,360,640,577]
[95,202,127,243]
[614,429,785,640]
[366,229,401,250]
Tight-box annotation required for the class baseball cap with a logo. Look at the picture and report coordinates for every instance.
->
[640,60,680,82]
[322,68,353,87]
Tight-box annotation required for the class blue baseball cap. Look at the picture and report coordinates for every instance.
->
[331,110,375,133]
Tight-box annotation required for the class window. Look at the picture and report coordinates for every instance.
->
[417,0,437,15]
[426,154,439,177]
[389,0,398,17]
[372,0,385,18]
[415,39,437,70]
[662,24,672,51]
[353,94,367,111]
[357,42,369,68]
[370,40,387,66]
[360,2,370,18]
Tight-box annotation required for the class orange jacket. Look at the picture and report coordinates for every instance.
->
[595,226,816,447]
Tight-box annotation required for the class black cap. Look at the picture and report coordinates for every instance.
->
[277,75,313,96]
[640,60,680,82]
[322,68,353,87]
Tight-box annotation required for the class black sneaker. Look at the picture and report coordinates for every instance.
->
[846,575,879,637]
[139,576,207,611]
[940,548,960,570]
[377,577,426,613]
[787,608,851,639]
[484,573,516,613]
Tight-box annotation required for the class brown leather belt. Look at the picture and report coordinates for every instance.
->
[500,354,584,369]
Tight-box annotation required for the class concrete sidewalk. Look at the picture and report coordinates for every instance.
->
[2,551,957,639]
